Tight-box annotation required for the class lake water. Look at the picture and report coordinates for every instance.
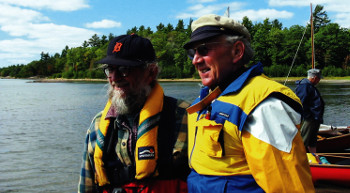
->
[0,79,349,193]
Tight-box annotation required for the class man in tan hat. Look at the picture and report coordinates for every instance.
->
[78,34,190,193]
[184,14,314,193]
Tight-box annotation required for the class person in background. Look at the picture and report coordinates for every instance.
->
[183,14,315,193]
[78,34,190,193]
[295,68,325,153]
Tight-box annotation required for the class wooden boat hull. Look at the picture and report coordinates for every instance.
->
[317,133,350,152]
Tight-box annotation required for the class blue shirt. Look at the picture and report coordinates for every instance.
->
[295,78,325,123]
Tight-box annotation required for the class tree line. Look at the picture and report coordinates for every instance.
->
[1,5,350,79]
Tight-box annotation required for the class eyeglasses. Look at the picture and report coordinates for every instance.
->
[187,42,231,59]
[104,66,140,77]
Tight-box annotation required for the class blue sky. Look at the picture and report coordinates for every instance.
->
[0,0,349,68]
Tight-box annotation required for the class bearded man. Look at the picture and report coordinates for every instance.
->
[78,34,190,193]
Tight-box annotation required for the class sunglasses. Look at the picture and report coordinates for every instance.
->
[187,42,231,59]
[104,65,144,77]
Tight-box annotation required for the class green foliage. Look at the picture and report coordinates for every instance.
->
[294,64,308,77]
[264,64,289,77]
[159,65,179,79]
[1,5,350,79]
[322,66,348,76]
[314,23,350,69]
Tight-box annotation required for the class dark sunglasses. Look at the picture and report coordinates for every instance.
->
[104,65,144,77]
[187,42,230,59]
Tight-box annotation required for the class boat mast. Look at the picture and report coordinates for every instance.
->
[311,3,315,69]
[224,6,230,18]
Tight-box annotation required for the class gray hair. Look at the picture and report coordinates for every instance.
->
[225,35,254,64]
[307,68,322,79]
[146,61,160,78]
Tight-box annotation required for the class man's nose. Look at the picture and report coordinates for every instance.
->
[109,70,123,82]
[192,52,203,65]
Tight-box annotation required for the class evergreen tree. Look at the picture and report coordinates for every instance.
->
[313,5,331,32]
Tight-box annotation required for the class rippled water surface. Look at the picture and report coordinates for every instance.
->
[0,79,349,192]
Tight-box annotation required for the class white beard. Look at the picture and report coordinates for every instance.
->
[108,82,151,115]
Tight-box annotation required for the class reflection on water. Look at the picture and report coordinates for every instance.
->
[0,79,108,193]
[0,79,349,192]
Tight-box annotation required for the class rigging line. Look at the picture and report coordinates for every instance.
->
[283,25,308,85]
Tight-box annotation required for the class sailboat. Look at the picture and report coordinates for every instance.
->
[304,4,350,188]
[309,153,350,187]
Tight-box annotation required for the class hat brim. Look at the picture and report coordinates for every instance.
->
[183,32,222,49]
[96,55,145,67]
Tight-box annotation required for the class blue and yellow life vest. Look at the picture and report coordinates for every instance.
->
[187,63,302,176]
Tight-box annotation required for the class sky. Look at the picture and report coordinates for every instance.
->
[1,0,350,68]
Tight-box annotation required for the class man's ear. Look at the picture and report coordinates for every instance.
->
[232,41,245,64]
[145,64,158,84]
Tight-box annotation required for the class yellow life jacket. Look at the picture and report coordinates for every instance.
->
[94,83,164,186]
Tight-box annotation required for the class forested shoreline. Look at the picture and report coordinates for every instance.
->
[1,5,350,79]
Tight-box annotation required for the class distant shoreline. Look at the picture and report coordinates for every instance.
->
[1,77,203,83]
[29,78,203,83]
[2,77,350,83]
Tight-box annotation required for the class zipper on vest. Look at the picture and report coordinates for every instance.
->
[189,110,205,168]
[189,126,198,168]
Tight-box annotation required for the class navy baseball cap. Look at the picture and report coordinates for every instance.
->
[96,34,156,66]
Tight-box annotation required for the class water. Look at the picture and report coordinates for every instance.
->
[288,81,350,126]
[0,79,349,192]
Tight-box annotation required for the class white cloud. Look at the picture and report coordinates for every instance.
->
[333,13,350,28]
[85,19,122,29]
[268,0,348,9]
[0,24,97,66]
[0,0,89,11]
[320,1,350,28]
[0,38,39,55]
[177,2,244,19]
[268,0,311,7]
[177,1,293,24]
[0,2,96,67]
[0,4,49,25]
[268,0,350,28]
[232,9,294,22]
[0,52,33,65]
